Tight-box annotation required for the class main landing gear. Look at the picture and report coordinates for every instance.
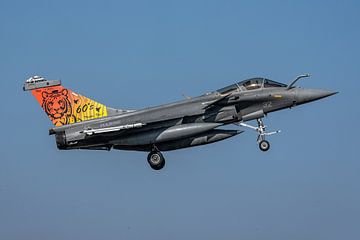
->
[238,118,281,152]
[147,147,165,170]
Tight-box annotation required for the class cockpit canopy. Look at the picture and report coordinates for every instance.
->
[216,78,287,94]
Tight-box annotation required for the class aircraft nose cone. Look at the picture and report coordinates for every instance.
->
[295,89,338,105]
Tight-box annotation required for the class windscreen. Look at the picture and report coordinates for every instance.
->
[216,78,287,94]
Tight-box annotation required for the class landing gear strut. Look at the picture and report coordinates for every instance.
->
[147,147,165,170]
[238,118,280,152]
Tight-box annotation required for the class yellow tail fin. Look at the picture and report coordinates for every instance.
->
[24,76,108,126]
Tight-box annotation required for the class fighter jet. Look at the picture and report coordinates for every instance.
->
[23,74,337,170]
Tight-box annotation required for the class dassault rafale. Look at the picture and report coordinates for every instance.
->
[24,74,337,170]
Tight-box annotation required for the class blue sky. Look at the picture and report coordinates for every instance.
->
[1,0,359,239]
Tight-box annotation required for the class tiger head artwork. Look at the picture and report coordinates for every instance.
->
[41,89,76,126]
[29,81,109,127]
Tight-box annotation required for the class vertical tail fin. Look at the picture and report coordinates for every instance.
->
[24,76,109,127]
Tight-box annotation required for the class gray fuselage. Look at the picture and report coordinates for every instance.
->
[49,82,335,152]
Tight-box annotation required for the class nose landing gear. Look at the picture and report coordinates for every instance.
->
[238,118,280,152]
[259,139,270,152]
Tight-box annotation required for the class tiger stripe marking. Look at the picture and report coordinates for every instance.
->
[31,85,108,126]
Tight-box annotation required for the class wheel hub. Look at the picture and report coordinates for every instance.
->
[150,154,161,164]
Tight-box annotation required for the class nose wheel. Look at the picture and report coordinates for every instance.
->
[238,118,280,152]
[147,147,165,170]
[259,140,270,152]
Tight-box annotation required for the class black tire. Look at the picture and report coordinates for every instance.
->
[259,140,270,152]
[147,151,165,170]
